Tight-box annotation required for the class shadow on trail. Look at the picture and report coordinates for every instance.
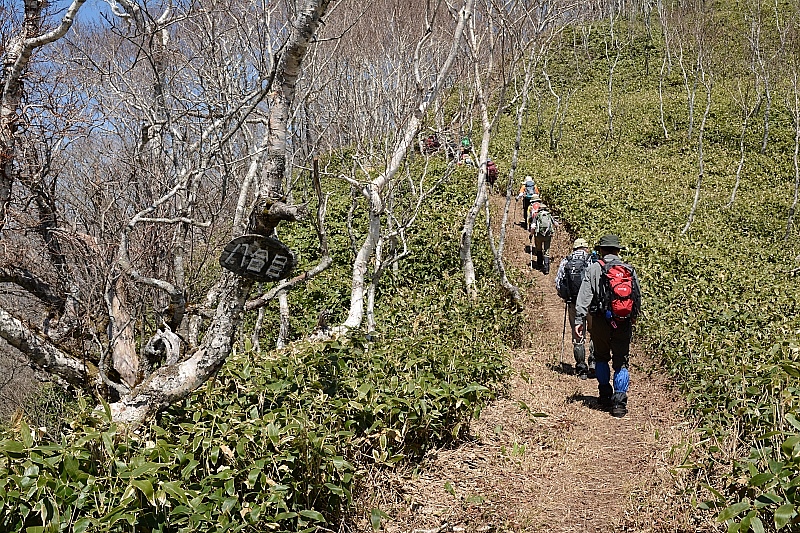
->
[566,392,607,412]
[546,361,574,375]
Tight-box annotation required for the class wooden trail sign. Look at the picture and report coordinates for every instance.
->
[219,234,296,281]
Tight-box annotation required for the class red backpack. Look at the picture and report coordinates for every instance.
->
[487,160,498,178]
[599,259,639,321]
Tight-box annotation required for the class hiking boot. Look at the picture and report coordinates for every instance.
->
[598,383,613,410]
[542,256,550,275]
[574,352,588,380]
[611,392,628,418]
[598,395,612,410]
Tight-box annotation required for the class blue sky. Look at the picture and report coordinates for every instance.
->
[54,0,111,24]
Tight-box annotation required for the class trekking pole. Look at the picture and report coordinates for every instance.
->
[560,301,568,366]
[529,235,534,270]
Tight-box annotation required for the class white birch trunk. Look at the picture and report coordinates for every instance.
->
[460,143,488,299]
[105,278,138,388]
[785,72,800,240]
[727,92,758,208]
[343,203,382,330]
[605,10,621,144]
[760,72,771,154]
[110,274,252,424]
[0,307,88,387]
[366,235,383,332]
[677,38,696,141]
[460,5,496,300]
[251,308,264,352]
[276,291,291,349]
[338,0,473,332]
[682,73,712,235]
[658,51,670,140]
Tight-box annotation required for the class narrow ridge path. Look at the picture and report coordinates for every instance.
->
[365,193,707,533]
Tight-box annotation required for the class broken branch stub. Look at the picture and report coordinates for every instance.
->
[248,200,309,237]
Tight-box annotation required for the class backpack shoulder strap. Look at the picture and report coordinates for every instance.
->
[572,250,588,265]
[599,258,624,273]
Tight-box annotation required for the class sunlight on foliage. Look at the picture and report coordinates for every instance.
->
[0,156,518,532]
[488,13,800,531]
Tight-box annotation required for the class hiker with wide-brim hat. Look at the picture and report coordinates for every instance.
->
[593,234,627,251]
[529,203,557,274]
[525,196,543,230]
[573,234,641,418]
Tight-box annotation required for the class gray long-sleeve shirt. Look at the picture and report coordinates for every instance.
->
[574,253,641,324]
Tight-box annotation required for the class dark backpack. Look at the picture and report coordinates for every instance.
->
[598,259,640,321]
[533,210,554,237]
[558,251,589,302]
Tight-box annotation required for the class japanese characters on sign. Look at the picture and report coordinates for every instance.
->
[219,234,296,281]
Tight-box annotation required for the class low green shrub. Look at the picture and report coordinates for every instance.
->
[482,15,800,531]
[0,304,513,532]
[0,148,520,531]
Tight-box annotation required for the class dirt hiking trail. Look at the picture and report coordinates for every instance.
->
[355,193,714,533]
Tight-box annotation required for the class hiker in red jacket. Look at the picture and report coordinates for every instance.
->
[486,159,499,191]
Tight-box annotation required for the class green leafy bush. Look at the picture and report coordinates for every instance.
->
[488,15,800,532]
[0,309,513,533]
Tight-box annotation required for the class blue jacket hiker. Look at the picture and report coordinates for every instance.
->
[573,234,641,417]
